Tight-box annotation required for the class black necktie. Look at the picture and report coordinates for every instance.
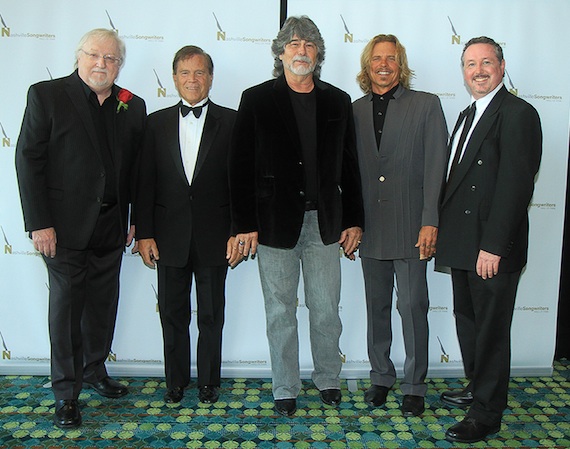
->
[180,100,209,118]
[448,102,476,181]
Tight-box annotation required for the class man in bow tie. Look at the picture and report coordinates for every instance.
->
[136,45,236,405]
[437,36,542,443]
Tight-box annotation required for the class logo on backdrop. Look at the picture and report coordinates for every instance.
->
[212,12,270,44]
[448,16,461,45]
[1,121,12,148]
[106,10,164,42]
[339,15,368,44]
[515,305,550,313]
[2,226,12,254]
[153,69,177,99]
[1,330,10,360]
[0,11,55,40]
[504,69,562,104]
[437,336,449,363]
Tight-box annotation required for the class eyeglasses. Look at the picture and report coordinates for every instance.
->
[79,49,122,65]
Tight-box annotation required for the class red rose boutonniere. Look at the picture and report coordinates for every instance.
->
[116,88,134,113]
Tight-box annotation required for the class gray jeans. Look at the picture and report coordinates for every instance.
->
[257,211,343,399]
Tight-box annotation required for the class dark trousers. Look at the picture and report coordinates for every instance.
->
[157,246,227,389]
[44,205,123,400]
[361,257,429,396]
[451,268,521,426]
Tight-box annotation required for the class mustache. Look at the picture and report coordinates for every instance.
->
[292,56,313,64]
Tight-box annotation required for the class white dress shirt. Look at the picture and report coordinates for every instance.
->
[179,97,209,184]
[447,82,504,178]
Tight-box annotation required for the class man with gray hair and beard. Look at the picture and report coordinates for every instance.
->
[228,15,364,417]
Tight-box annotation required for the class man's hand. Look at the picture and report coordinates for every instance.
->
[32,227,57,258]
[338,226,363,261]
[476,249,501,279]
[126,225,137,252]
[138,238,160,269]
[228,231,258,268]
[415,225,438,260]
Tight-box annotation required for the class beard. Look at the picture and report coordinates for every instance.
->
[286,56,316,76]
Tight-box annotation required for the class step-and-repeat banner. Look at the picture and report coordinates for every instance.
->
[1,0,568,380]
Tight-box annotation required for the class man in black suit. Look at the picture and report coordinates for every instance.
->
[136,46,236,405]
[229,16,364,417]
[437,36,542,443]
[15,29,146,429]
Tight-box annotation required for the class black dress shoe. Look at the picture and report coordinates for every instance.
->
[445,417,501,443]
[198,385,220,403]
[275,398,297,417]
[441,387,473,408]
[164,386,184,403]
[53,399,81,429]
[401,395,425,417]
[85,376,128,398]
[364,385,390,407]
[320,388,342,406]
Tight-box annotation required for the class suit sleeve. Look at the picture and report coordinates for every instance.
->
[135,116,158,239]
[229,90,258,235]
[480,102,542,256]
[15,84,53,232]
[341,100,365,230]
[421,95,449,227]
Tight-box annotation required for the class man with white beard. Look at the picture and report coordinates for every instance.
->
[228,15,364,417]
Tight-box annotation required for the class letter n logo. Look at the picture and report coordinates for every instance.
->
[2,137,9,147]
[107,352,117,362]
[217,31,226,41]
[157,87,166,97]
[4,244,12,254]
[440,354,449,363]
[508,88,518,97]
[344,33,353,43]
[451,35,461,45]
[2,350,10,360]
[1,27,9,37]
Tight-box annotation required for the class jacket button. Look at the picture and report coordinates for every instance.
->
[477,159,483,165]
[299,191,305,197]
[471,185,476,191]
[379,176,385,182]
[464,209,471,214]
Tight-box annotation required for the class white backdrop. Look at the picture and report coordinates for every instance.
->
[0,0,568,380]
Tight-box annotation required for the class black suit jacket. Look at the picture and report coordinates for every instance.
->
[15,71,146,249]
[437,86,542,272]
[136,102,236,267]
[229,75,364,248]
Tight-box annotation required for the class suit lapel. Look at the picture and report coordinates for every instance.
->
[443,87,507,203]
[359,94,378,156]
[272,76,302,156]
[65,75,100,156]
[192,103,220,183]
[166,105,189,187]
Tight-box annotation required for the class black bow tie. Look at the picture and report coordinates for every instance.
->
[180,100,209,118]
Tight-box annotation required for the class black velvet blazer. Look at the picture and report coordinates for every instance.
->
[229,75,364,249]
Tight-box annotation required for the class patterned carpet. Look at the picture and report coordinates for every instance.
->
[0,360,568,448]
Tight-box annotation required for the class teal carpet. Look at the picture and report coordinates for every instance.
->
[0,359,568,448]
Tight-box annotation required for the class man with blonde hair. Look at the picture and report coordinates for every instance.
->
[353,34,448,416]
